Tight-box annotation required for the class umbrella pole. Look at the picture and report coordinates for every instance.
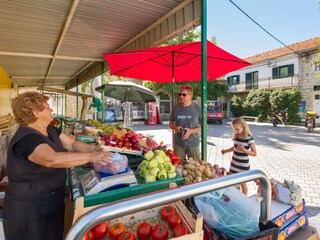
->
[171,52,175,149]
[124,88,131,127]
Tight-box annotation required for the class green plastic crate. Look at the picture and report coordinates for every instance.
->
[83,176,184,208]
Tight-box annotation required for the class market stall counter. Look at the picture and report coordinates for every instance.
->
[68,163,185,224]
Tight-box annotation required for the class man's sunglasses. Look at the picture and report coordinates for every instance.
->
[178,93,189,97]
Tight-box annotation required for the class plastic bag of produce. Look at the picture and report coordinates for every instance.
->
[194,186,260,239]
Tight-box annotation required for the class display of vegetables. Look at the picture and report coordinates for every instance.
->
[91,222,108,239]
[159,206,176,220]
[118,230,136,240]
[139,150,177,183]
[82,222,108,240]
[151,224,169,240]
[173,224,188,237]
[81,204,192,240]
[109,223,126,240]
[181,160,227,184]
[165,149,182,165]
[136,222,152,240]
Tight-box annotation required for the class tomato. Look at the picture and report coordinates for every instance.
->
[173,224,188,237]
[109,222,126,240]
[167,213,182,229]
[166,149,173,156]
[118,230,136,240]
[151,224,168,240]
[82,230,94,240]
[137,222,152,240]
[159,206,176,220]
[91,222,108,239]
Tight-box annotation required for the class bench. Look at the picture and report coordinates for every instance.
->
[241,116,259,122]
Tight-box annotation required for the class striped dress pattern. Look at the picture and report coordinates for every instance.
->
[229,135,255,173]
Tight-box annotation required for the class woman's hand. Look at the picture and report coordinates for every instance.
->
[221,149,226,155]
[89,151,113,165]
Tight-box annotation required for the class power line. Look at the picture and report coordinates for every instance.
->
[228,0,302,56]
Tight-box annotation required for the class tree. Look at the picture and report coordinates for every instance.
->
[269,88,301,123]
[231,95,244,117]
[144,80,228,100]
[244,89,271,120]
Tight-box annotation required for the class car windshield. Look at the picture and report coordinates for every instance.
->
[208,106,221,112]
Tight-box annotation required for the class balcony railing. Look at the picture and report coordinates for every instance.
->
[228,75,299,93]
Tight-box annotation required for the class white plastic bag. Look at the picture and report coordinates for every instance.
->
[194,186,260,239]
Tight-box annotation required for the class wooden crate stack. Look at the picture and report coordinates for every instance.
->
[0,114,14,136]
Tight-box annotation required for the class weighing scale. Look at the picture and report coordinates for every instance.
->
[81,167,137,196]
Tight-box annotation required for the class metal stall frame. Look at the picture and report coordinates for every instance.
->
[66,170,271,240]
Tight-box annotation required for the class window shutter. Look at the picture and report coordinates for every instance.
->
[227,77,231,85]
[288,64,294,76]
[272,67,279,79]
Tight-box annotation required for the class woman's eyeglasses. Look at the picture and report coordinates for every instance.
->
[178,93,189,97]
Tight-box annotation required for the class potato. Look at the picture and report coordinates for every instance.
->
[195,170,202,177]
[182,170,188,177]
[204,167,212,178]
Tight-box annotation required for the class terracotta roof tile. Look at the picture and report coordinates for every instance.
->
[244,37,320,63]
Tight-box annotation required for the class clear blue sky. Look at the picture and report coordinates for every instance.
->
[207,0,320,58]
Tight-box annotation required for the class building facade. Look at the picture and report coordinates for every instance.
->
[222,37,319,119]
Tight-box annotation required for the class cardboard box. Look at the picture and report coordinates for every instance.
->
[73,200,203,240]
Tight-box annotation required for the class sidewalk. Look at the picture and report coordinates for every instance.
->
[132,121,320,218]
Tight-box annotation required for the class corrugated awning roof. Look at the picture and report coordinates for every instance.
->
[0,0,201,90]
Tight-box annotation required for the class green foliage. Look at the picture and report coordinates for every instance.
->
[269,88,301,123]
[81,81,90,93]
[166,29,201,45]
[244,89,271,119]
[231,95,244,117]
[231,88,301,123]
[144,80,228,99]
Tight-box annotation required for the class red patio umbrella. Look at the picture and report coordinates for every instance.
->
[103,40,251,83]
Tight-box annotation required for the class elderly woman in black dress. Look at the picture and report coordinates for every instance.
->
[3,92,113,240]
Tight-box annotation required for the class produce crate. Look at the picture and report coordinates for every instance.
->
[71,165,184,222]
[101,145,143,156]
[74,200,203,240]
[126,154,144,170]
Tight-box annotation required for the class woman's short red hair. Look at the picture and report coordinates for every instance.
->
[12,92,49,125]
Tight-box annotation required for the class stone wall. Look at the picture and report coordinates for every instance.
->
[300,51,320,111]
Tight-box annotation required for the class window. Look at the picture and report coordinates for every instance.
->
[272,64,294,79]
[314,85,320,91]
[245,71,258,90]
[315,63,320,72]
[227,75,240,85]
[315,95,320,100]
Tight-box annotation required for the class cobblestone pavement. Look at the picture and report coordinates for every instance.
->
[132,121,320,217]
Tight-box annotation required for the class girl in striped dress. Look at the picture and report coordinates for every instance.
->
[221,117,257,195]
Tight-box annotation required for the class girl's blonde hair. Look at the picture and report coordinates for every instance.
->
[231,117,252,139]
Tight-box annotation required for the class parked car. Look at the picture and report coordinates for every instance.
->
[207,104,223,124]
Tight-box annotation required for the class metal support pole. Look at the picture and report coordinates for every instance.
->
[101,62,105,123]
[201,0,208,161]
[76,79,79,119]
[66,170,271,240]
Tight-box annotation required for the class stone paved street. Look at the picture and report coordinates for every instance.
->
[132,120,320,217]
